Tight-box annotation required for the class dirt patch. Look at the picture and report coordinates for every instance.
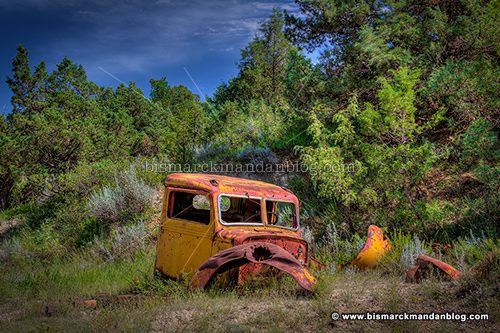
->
[0,309,22,323]
[151,309,196,332]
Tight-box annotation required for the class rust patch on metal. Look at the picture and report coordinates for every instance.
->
[406,254,462,282]
[190,242,317,292]
[165,173,299,202]
[351,225,392,269]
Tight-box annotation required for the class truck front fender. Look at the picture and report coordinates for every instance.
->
[190,242,317,292]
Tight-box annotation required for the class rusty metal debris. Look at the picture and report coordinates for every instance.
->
[154,173,470,291]
[406,255,462,282]
[190,242,317,292]
[351,225,392,269]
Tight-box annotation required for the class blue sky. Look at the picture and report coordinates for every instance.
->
[0,0,304,113]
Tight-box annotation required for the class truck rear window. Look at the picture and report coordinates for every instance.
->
[168,191,211,224]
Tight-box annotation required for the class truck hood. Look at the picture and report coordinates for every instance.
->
[216,227,309,262]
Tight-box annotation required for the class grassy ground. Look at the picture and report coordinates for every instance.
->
[1,197,498,332]
[0,248,157,332]
[150,272,499,333]
[0,244,498,333]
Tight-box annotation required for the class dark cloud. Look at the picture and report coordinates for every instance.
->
[0,0,298,111]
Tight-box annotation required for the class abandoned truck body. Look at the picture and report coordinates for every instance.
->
[154,173,317,291]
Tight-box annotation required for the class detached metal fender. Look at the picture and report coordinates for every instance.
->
[351,225,392,269]
[406,255,462,282]
[190,242,317,292]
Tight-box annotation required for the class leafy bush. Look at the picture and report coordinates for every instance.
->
[449,231,496,271]
[459,118,497,164]
[87,185,125,224]
[87,165,155,224]
[297,68,443,235]
[135,156,173,185]
[210,99,286,153]
[193,143,232,162]
[120,165,156,213]
[54,159,131,198]
[300,225,315,251]
[425,60,498,127]
[0,223,65,262]
[76,217,106,246]
[0,238,23,262]
[236,145,278,166]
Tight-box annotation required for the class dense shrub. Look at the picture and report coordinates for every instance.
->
[87,165,155,224]
[87,186,125,224]
[210,99,286,154]
[120,166,156,213]
[236,146,278,166]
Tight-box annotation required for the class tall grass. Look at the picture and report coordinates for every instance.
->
[0,246,156,301]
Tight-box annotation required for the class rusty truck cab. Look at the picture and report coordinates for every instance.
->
[155,173,314,289]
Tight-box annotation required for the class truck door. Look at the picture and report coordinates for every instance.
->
[155,188,214,279]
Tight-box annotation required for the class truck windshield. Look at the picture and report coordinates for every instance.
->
[218,195,298,229]
[265,200,298,229]
[219,195,263,224]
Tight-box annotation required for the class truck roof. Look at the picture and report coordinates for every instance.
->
[165,173,298,203]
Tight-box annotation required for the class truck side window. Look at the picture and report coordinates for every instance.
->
[168,191,211,224]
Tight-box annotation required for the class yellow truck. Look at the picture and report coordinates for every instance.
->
[154,173,317,291]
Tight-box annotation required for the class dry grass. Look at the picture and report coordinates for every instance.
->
[149,270,498,333]
[0,263,498,333]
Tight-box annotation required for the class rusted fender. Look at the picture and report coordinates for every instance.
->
[406,255,462,282]
[351,225,392,269]
[190,242,317,292]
